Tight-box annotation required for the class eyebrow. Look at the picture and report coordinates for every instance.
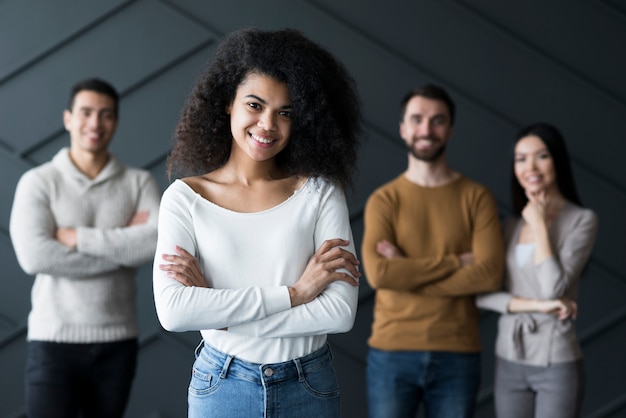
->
[76,106,115,113]
[245,94,292,109]
[409,113,447,119]
[515,148,548,155]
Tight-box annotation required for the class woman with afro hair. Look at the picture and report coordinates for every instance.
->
[153,27,362,417]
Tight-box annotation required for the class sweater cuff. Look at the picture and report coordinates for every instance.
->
[76,227,96,255]
[260,286,292,316]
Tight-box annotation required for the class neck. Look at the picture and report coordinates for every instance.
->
[542,188,567,214]
[219,158,286,186]
[404,156,458,187]
[68,148,110,179]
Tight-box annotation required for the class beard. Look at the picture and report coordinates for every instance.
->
[406,137,447,162]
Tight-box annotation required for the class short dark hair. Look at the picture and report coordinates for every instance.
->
[167,27,362,189]
[511,122,582,214]
[400,84,456,125]
[67,78,119,117]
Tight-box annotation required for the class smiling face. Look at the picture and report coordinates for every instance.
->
[227,72,293,165]
[514,134,557,195]
[64,90,117,157]
[399,95,452,163]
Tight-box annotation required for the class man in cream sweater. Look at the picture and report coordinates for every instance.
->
[10,78,161,417]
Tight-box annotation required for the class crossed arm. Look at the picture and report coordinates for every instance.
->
[10,171,160,278]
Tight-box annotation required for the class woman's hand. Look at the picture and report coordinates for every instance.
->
[522,189,549,228]
[289,238,360,307]
[159,245,208,288]
[509,296,577,320]
[535,297,578,320]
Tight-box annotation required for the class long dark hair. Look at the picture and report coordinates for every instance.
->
[167,27,362,190]
[511,122,582,215]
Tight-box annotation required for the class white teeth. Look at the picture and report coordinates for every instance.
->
[251,134,273,144]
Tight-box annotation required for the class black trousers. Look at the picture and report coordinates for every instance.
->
[25,339,138,418]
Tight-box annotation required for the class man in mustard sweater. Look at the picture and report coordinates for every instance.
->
[361,84,504,418]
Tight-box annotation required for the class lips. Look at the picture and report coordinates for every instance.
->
[250,133,275,145]
[524,174,543,184]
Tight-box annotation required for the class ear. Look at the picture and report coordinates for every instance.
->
[63,110,72,131]
[226,103,232,115]
[399,121,406,140]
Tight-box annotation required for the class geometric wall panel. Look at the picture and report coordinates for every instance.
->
[1,0,625,416]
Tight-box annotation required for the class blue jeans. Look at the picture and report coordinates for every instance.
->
[367,348,481,418]
[188,341,340,417]
[25,339,137,418]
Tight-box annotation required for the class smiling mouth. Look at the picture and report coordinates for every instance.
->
[525,175,543,183]
[250,133,275,144]
[415,138,437,149]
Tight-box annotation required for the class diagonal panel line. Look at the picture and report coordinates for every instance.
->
[450,0,626,107]
[304,0,626,201]
[0,0,139,87]
[18,38,217,168]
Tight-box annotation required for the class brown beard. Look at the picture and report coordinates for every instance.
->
[406,138,447,162]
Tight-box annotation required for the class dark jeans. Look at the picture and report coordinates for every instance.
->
[367,348,481,418]
[26,339,138,418]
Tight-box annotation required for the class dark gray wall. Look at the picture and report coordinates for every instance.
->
[1,0,625,417]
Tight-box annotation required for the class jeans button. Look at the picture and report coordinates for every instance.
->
[264,368,274,377]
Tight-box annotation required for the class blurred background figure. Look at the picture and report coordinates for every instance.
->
[477,122,598,418]
[361,84,504,418]
[9,78,161,418]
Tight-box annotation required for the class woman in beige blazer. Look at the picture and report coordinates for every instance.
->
[477,122,598,418]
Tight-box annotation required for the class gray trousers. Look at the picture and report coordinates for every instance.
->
[494,357,584,418]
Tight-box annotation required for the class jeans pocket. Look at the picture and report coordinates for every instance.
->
[300,363,340,398]
[189,364,221,396]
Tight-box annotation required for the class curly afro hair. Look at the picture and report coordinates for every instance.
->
[167,27,362,190]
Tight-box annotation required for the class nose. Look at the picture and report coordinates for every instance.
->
[416,120,433,137]
[87,112,101,129]
[258,111,276,131]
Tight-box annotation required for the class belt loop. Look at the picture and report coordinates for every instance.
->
[194,339,205,359]
[220,355,234,379]
[293,357,305,382]
[326,342,333,361]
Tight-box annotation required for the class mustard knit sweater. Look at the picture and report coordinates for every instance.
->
[361,174,504,352]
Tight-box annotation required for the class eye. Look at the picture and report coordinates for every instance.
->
[279,110,292,119]
[514,156,525,163]
[432,117,446,126]
[101,110,115,120]
[247,102,262,110]
[538,152,551,160]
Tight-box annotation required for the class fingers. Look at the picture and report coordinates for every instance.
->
[159,246,206,287]
[318,241,361,279]
[316,238,351,257]
[376,240,403,259]
[127,210,150,226]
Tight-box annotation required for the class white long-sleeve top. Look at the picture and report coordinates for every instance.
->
[153,177,359,364]
[10,148,161,343]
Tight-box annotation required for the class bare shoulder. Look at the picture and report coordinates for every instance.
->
[180,174,221,200]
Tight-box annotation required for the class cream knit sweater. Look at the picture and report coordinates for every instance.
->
[10,148,161,343]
